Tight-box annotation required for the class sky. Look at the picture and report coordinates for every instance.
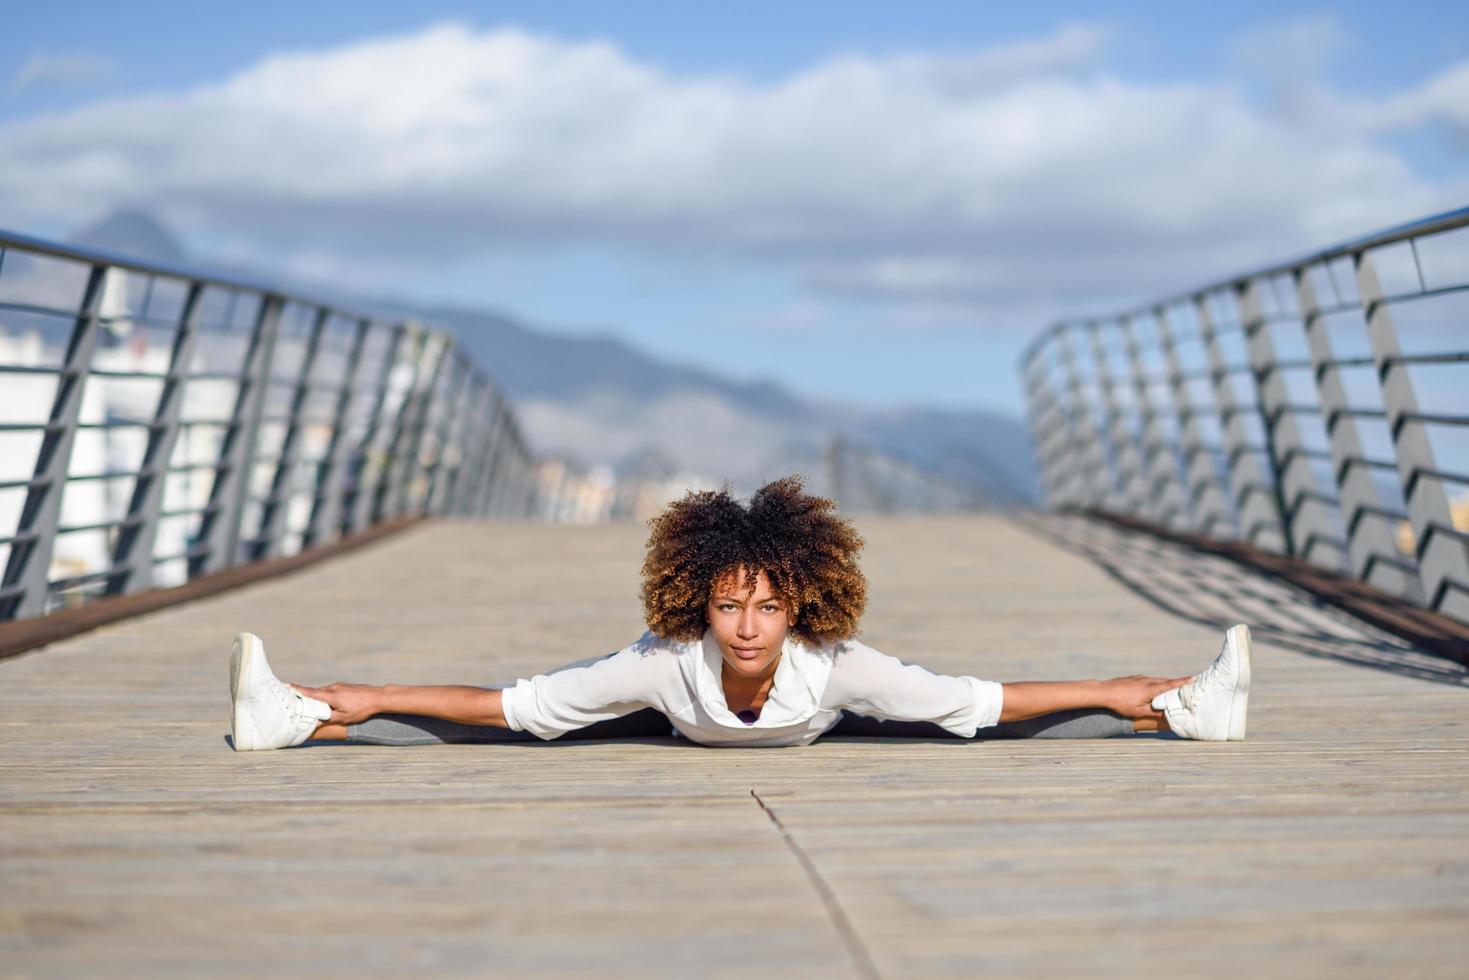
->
[2,1,1467,418]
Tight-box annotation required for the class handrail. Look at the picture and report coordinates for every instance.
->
[0,227,361,311]
[1018,207,1469,626]
[0,227,539,620]
[1020,205,1469,366]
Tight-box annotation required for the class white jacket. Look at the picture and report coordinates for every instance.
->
[500,630,1004,747]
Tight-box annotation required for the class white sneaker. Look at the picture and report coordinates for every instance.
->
[1151,624,1251,741]
[229,632,332,751]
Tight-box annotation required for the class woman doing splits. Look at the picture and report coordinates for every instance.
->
[228,477,1251,752]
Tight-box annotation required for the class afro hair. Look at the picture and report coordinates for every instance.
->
[640,475,867,646]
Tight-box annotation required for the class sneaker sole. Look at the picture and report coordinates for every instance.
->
[229,632,261,751]
[1226,624,1251,741]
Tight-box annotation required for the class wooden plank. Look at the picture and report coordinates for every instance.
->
[1,514,1466,977]
[0,516,424,662]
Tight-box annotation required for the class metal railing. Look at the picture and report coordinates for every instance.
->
[0,228,537,620]
[1020,207,1469,625]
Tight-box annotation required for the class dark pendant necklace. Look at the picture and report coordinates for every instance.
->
[736,708,760,725]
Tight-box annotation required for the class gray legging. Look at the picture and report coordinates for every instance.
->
[347,706,1132,746]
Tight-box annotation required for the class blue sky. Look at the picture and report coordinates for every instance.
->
[2,1,1467,417]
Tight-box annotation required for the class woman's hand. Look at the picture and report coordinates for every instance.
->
[1098,675,1193,720]
[291,682,383,725]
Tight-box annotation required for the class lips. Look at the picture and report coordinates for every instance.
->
[731,646,763,660]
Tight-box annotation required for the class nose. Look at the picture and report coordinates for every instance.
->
[737,608,759,639]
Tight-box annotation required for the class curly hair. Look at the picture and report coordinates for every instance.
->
[640,475,868,646]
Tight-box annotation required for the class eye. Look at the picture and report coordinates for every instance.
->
[761,603,780,613]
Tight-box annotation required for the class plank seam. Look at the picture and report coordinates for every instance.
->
[750,788,882,980]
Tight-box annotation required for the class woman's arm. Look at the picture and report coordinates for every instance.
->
[291,683,506,727]
[999,676,1190,723]
[826,641,1192,735]
[294,634,670,736]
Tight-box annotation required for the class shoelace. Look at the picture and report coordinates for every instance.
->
[1178,646,1229,713]
[264,671,318,733]
[1177,684,1197,711]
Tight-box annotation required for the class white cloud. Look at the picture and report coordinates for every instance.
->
[8,51,113,95]
[743,302,831,331]
[1225,13,1352,88]
[1370,59,1469,135]
[0,21,1462,324]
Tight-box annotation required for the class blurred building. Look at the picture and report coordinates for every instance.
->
[533,459,616,524]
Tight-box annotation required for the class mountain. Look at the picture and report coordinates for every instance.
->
[68,210,189,266]
[427,304,1038,502]
[63,209,1039,502]
[423,306,813,421]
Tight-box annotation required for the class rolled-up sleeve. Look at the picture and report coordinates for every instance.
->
[825,640,1004,737]
[501,635,666,739]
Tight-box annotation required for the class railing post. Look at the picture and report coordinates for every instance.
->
[1355,251,1469,619]
[1086,321,1145,514]
[347,323,406,537]
[303,317,370,549]
[474,385,504,516]
[1055,327,1109,509]
[1197,294,1275,547]
[446,379,482,518]
[457,375,493,517]
[396,332,450,516]
[1157,305,1233,538]
[254,305,329,560]
[194,294,283,576]
[1121,314,1189,530]
[464,397,497,520]
[1238,279,1333,562]
[423,348,471,516]
[373,326,428,522]
[0,264,108,618]
[442,367,487,517]
[1295,267,1413,598]
[107,280,204,594]
[1049,346,1087,509]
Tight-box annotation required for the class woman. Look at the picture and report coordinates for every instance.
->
[228,477,1250,751]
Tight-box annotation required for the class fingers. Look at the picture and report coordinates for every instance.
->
[291,682,353,697]
[1105,675,1192,719]
[289,683,368,725]
[1111,675,1191,688]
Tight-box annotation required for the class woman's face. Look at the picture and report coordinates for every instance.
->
[706,568,795,681]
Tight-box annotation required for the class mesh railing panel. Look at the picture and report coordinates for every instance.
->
[0,228,538,619]
[1021,207,1469,624]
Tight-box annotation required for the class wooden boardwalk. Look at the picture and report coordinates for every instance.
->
[2,514,1467,978]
